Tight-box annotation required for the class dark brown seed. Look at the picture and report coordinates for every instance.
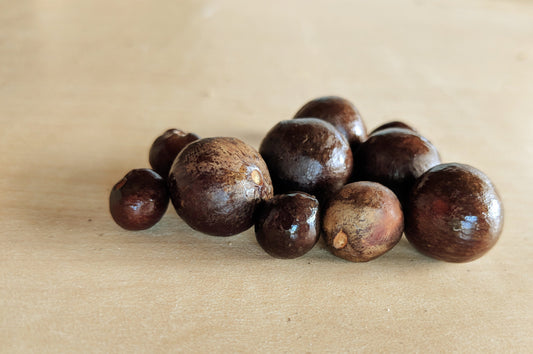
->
[109,169,169,230]
[405,163,504,262]
[322,181,404,262]
[149,129,200,178]
[294,96,368,151]
[370,121,416,135]
[259,118,353,202]
[168,137,273,236]
[255,192,320,259]
[352,128,441,205]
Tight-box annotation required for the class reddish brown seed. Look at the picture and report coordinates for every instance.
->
[322,181,404,262]
[370,121,416,135]
[168,137,273,236]
[259,118,353,202]
[149,129,200,178]
[352,128,441,205]
[405,163,504,262]
[254,192,320,259]
[294,96,368,151]
[109,169,169,230]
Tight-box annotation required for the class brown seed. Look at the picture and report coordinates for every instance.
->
[149,128,200,178]
[370,121,416,135]
[168,137,273,236]
[352,128,441,205]
[109,169,169,231]
[259,118,353,202]
[405,163,504,262]
[254,192,320,259]
[322,181,404,262]
[294,96,368,151]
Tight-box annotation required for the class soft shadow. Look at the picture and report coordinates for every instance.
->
[306,236,443,268]
[11,160,446,267]
[10,159,270,262]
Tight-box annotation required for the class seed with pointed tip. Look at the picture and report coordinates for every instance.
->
[323,181,404,262]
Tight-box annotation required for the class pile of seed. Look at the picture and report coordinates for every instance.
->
[109,96,504,263]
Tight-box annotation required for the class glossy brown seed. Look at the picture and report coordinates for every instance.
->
[259,118,353,202]
[405,163,504,262]
[255,192,320,259]
[168,137,273,236]
[294,96,368,151]
[322,181,404,262]
[370,121,416,135]
[109,168,169,230]
[352,128,441,205]
[149,128,200,178]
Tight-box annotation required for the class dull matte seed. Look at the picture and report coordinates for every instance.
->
[323,181,404,262]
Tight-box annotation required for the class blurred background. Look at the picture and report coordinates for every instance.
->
[3,0,532,187]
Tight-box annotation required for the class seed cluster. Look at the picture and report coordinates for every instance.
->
[109,96,504,263]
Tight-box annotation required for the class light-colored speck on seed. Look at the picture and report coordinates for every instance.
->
[333,230,348,249]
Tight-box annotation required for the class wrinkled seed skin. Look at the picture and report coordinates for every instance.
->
[149,129,200,178]
[294,96,368,151]
[370,121,416,135]
[255,192,320,259]
[405,163,504,262]
[352,128,441,205]
[168,137,273,236]
[259,118,353,202]
[323,181,404,262]
[109,169,169,230]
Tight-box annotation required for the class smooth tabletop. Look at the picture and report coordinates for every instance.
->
[1,0,532,352]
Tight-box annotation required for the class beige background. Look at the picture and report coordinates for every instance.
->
[1,0,532,352]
